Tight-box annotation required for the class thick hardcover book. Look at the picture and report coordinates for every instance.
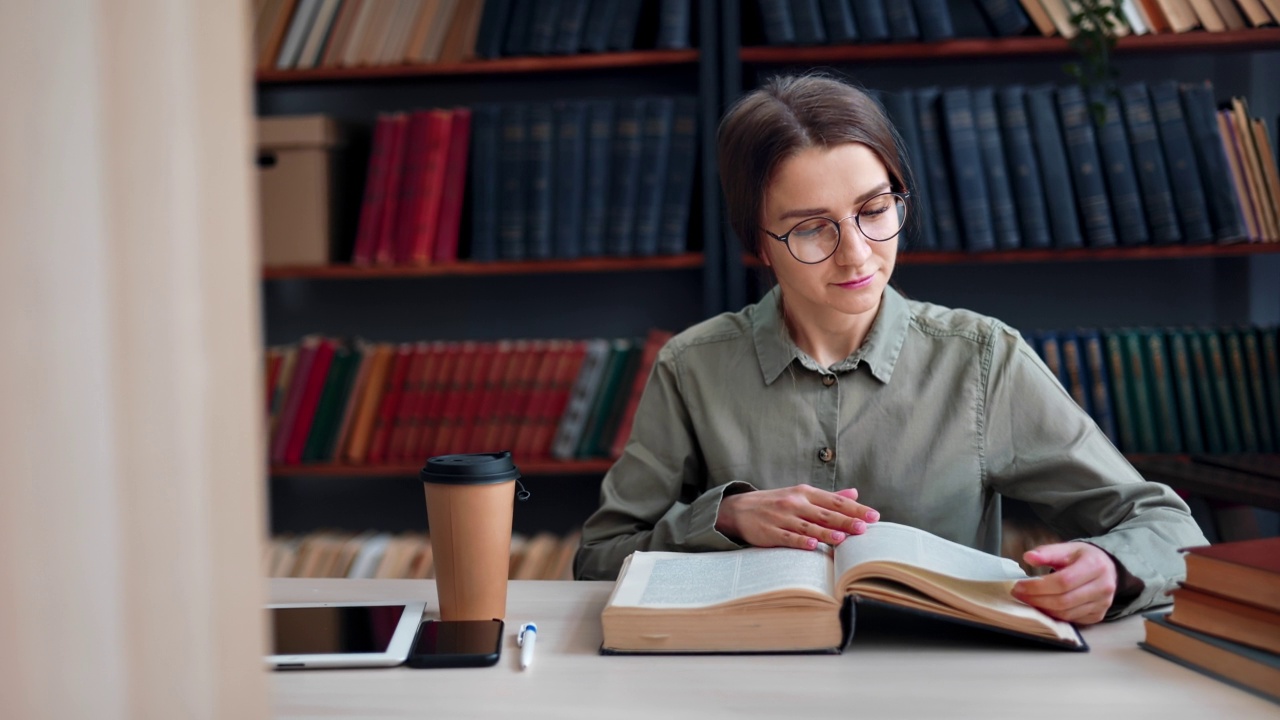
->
[433,107,472,263]
[915,87,962,250]
[947,0,996,36]
[581,0,619,52]
[1036,331,1070,391]
[659,96,699,255]
[1185,330,1226,455]
[448,343,497,455]
[1140,612,1280,704]
[1182,537,1280,612]
[1026,85,1083,249]
[942,86,998,251]
[498,103,528,261]
[582,100,616,257]
[880,90,935,250]
[372,115,410,265]
[1119,82,1182,245]
[552,0,591,54]
[886,0,921,39]
[656,0,693,49]
[303,343,356,463]
[286,338,336,465]
[913,0,955,40]
[474,0,513,58]
[792,0,828,44]
[1056,84,1118,248]
[353,116,392,265]
[819,0,860,42]
[407,110,455,264]
[271,336,320,464]
[502,0,537,56]
[1142,330,1184,453]
[1223,329,1262,452]
[467,104,501,262]
[573,339,633,458]
[525,0,562,55]
[1058,331,1093,417]
[1103,332,1139,453]
[973,0,1031,35]
[972,87,1020,250]
[584,342,643,458]
[997,85,1051,249]
[600,522,1086,654]
[1122,331,1159,453]
[606,0,645,51]
[606,99,645,257]
[1169,587,1280,655]
[1166,330,1206,454]
[366,344,414,466]
[758,0,798,45]
[525,102,555,260]
[553,101,588,259]
[1079,330,1118,445]
[550,339,612,459]
[851,0,891,41]
[1090,88,1150,246]
[1241,329,1275,452]
[1150,80,1214,244]
[633,97,675,257]
[1180,81,1247,243]
[342,344,393,464]
[529,342,589,459]
[1202,330,1243,454]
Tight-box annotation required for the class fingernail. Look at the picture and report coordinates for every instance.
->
[831,532,846,543]
[852,520,866,533]
[865,510,880,522]
[806,537,818,550]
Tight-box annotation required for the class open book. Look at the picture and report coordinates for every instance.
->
[601,522,1086,653]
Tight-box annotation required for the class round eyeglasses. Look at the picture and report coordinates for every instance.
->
[762,191,910,264]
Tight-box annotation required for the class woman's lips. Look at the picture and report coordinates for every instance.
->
[835,272,874,290]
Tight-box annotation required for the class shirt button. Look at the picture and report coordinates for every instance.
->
[822,374,836,387]
[818,447,834,463]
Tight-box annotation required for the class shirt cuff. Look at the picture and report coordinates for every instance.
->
[681,481,758,551]
[1080,535,1166,620]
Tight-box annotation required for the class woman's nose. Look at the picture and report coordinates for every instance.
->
[834,216,873,266]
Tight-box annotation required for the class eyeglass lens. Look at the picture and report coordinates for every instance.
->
[785,193,906,263]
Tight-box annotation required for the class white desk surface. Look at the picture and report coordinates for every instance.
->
[270,578,1277,719]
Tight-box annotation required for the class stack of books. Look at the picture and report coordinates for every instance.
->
[1140,537,1280,703]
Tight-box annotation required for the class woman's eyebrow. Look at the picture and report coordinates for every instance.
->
[776,182,892,222]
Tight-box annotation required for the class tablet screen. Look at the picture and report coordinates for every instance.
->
[271,605,408,655]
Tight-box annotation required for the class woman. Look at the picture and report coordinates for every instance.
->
[574,74,1206,624]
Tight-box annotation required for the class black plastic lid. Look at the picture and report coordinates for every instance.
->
[420,451,521,485]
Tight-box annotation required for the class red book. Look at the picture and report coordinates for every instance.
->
[366,344,414,465]
[386,343,430,464]
[429,342,478,457]
[352,117,394,265]
[1182,537,1280,612]
[285,338,337,465]
[433,107,472,263]
[391,112,434,265]
[449,343,497,455]
[415,343,461,461]
[513,341,565,460]
[408,110,455,265]
[480,341,531,452]
[265,349,283,414]
[269,336,320,464]
[497,341,547,454]
[373,114,410,266]
[531,341,587,459]
[400,342,444,463]
[608,329,674,459]
[466,341,515,453]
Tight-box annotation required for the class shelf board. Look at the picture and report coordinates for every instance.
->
[257,49,700,84]
[270,460,615,478]
[263,253,705,280]
[741,29,1280,64]
[740,243,1280,268]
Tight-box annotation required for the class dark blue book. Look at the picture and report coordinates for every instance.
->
[1090,88,1149,246]
[1166,329,1206,454]
[1180,81,1247,243]
[633,97,675,256]
[498,104,528,260]
[656,0,693,49]
[525,103,555,259]
[913,0,955,40]
[526,0,563,55]
[851,0,891,41]
[997,85,1051,249]
[1151,80,1214,244]
[553,101,588,259]
[659,96,699,255]
[1035,331,1070,391]
[759,0,798,44]
[886,0,921,40]
[941,87,996,252]
[468,104,502,262]
[1026,84,1083,249]
[1142,329,1184,453]
[474,0,514,58]
[552,0,592,54]
[1056,84,1118,248]
[947,0,994,36]
[1079,329,1118,446]
[973,0,1030,36]
[973,87,1020,250]
[1119,82,1181,245]
[606,99,645,256]
[792,0,828,44]
[582,100,616,257]
[881,89,937,250]
[582,0,620,52]
[819,0,859,42]
[503,0,538,56]
[607,0,645,51]
[915,87,962,250]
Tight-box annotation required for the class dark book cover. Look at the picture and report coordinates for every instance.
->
[552,0,592,54]
[1150,80,1214,244]
[582,0,620,52]
[1056,84,1118,248]
[881,89,937,250]
[575,340,634,458]
[1142,330,1184,453]
[1035,331,1069,391]
[525,102,555,260]
[467,104,502,262]
[525,0,563,55]
[433,107,473,263]
[791,0,828,44]
[659,96,699,255]
[303,342,354,463]
[1079,329,1118,445]
[1224,329,1262,452]
[1122,331,1159,453]
[592,343,646,457]
[941,87,996,252]
[1180,81,1248,243]
[1185,329,1226,455]
[1025,85,1083,249]
[607,0,645,51]
[606,98,645,256]
[758,0,798,44]
[582,100,616,257]
[1119,82,1182,245]
[498,103,528,261]
[1202,330,1243,454]
[946,0,994,36]
[634,97,675,256]
[915,87,962,250]
[553,101,588,259]
[474,0,514,58]
[656,0,693,48]
[886,0,921,39]
[1240,328,1275,452]
[1261,328,1280,449]
[1089,88,1150,246]
[1166,329,1206,455]
[503,0,538,56]
[996,85,1051,249]
[851,0,891,41]
[973,87,1020,250]
[819,0,859,42]
[1103,332,1138,453]
[912,0,955,40]
[1058,330,1093,418]
[972,0,1030,36]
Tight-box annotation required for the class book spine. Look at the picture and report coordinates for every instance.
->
[658,96,699,255]
[1180,82,1248,243]
[1123,331,1159,453]
[468,104,501,262]
[758,0,798,45]
[590,344,644,457]
[581,100,616,257]
[1120,82,1182,245]
[915,87,962,250]
[473,0,514,58]
[912,0,955,40]
[552,0,592,54]
[996,85,1051,249]
[1203,330,1243,453]
[525,0,562,55]
[1184,330,1226,454]
[633,97,675,257]
[303,343,353,462]
[373,115,409,266]
[367,344,414,465]
[886,0,921,39]
[553,101,588,259]
[1241,329,1274,452]
[880,90,935,250]
[411,110,454,264]
[606,98,645,257]
[1090,88,1150,246]
[1150,80,1214,244]
[286,339,336,465]
[606,0,644,51]
[498,103,528,261]
[1224,329,1262,452]
[581,0,619,52]
[1026,85,1083,249]
[972,87,1020,250]
[551,339,611,459]
[503,0,537,56]
[525,102,555,260]
[656,0,693,49]
[608,330,673,458]
[352,116,392,265]
[1080,330,1118,445]
[941,86,996,252]
[392,112,431,264]
[851,0,892,40]
[1166,330,1206,455]
[1143,330,1184,453]
[974,0,1031,35]
[1059,331,1093,417]
[1104,332,1138,452]
[271,338,319,464]
[819,0,860,42]
[1057,84,1118,248]
[792,0,829,44]
[433,107,472,263]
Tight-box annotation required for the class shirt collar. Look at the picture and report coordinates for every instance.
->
[751,284,911,386]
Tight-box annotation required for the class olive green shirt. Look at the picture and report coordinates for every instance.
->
[575,285,1207,619]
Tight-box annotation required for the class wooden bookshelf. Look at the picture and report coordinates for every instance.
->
[270,459,615,478]
[1128,454,1280,512]
[263,254,705,280]
[741,29,1280,64]
[741,243,1280,268]
[257,49,700,84]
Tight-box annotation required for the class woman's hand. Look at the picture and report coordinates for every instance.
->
[1011,541,1118,625]
[715,486,879,550]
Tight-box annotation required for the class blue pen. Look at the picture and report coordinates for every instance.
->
[517,622,537,670]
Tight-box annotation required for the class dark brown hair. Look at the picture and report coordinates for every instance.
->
[717,73,910,258]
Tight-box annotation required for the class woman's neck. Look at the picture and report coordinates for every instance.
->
[782,301,880,369]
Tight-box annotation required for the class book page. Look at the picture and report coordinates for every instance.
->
[609,547,835,609]
[834,522,1027,584]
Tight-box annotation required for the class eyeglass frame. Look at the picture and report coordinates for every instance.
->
[760,191,912,265]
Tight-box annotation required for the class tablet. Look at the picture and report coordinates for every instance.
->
[266,600,427,670]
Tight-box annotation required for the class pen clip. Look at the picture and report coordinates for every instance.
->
[518,622,536,647]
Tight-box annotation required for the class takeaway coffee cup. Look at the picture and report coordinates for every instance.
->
[421,452,522,621]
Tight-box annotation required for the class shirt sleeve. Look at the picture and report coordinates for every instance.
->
[574,345,752,581]
[982,325,1209,619]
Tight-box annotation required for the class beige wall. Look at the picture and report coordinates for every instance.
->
[0,2,268,718]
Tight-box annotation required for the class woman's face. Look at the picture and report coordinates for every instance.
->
[759,142,900,331]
